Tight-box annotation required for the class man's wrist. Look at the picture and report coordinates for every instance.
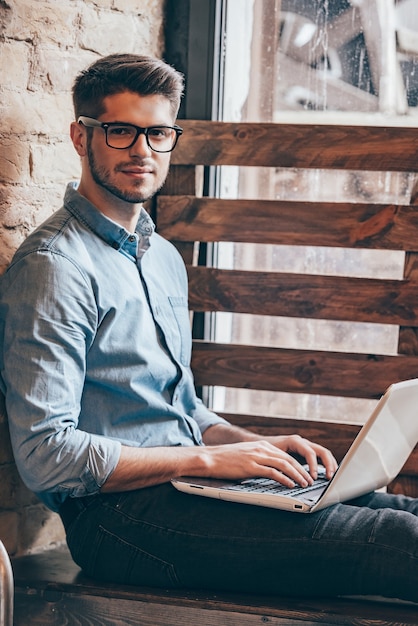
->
[202,422,262,446]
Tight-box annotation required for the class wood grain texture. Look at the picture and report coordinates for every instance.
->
[12,548,418,626]
[13,549,417,626]
[191,340,418,398]
[186,266,418,325]
[13,588,418,626]
[171,120,418,171]
[157,196,418,250]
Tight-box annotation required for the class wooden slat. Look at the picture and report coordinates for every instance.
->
[158,165,202,265]
[388,475,418,498]
[161,164,200,196]
[172,241,197,266]
[172,121,418,171]
[191,341,418,398]
[14,586,418,626]
[13,547,418,626]
[225,414,360,463]
[224,413,418,476]
[157,196,418,251]
[398,326,418,355]
[398,188,418,353]
[187,266,418,325]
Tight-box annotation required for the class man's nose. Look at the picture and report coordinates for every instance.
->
[129,131,152,156]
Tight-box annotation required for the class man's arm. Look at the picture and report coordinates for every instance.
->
[102,423,338,493]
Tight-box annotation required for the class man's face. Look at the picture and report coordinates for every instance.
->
[86,91,175,204]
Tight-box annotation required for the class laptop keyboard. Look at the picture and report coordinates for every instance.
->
[225,476,329,497]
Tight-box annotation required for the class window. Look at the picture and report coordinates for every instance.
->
[166,0,418,424]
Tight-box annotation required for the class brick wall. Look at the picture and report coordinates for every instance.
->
[0,0,166,556]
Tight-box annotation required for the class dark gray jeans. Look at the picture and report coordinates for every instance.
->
[61,484,418,602]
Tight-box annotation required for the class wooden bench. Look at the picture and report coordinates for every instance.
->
[11,120,418,624]
[10,545,418,625]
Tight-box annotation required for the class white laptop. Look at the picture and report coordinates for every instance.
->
[172,378,418,513]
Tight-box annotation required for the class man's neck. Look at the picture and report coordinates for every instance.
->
[77,181,142,233]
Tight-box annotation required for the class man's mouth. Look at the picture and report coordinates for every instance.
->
[117,163,154,177]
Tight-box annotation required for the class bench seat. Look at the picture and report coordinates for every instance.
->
[11,546,418,626]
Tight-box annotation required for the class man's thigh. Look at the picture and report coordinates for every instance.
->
[64,484,418,600]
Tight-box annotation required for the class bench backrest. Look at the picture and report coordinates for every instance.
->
[156,120,418,496]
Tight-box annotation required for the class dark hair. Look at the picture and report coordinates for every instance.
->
[72,53,184,119]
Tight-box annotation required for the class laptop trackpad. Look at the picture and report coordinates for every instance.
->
[298,485,328,503]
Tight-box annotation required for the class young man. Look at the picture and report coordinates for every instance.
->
[1,54,418,601]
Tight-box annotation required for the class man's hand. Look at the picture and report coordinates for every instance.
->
[202,424,338,487]
[200,436,337,488]
[267,434,338,481]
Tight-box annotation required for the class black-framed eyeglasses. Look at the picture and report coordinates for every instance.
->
[77,116,183,153]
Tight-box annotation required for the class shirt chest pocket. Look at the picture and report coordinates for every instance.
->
[165,296,192,366]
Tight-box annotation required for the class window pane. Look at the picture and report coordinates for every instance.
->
[210,0,418,423]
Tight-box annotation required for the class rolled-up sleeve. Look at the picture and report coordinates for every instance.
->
[1,250,121,508]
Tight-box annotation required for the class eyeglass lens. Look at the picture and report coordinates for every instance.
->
[106,125,178,152]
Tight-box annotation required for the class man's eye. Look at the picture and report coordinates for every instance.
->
[109,126,134,136]
[148,128,170,139]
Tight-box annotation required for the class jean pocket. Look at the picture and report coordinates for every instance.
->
[84,524,181,587]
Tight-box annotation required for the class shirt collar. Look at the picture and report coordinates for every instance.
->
[64,182,155,253]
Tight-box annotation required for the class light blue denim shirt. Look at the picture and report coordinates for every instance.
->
[0,183,226,511]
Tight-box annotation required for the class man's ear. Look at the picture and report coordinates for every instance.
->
[70,121,88,157]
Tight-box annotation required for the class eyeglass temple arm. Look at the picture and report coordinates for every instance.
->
[77,116,102,127]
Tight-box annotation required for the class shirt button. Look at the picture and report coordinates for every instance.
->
[128,235,136,242]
